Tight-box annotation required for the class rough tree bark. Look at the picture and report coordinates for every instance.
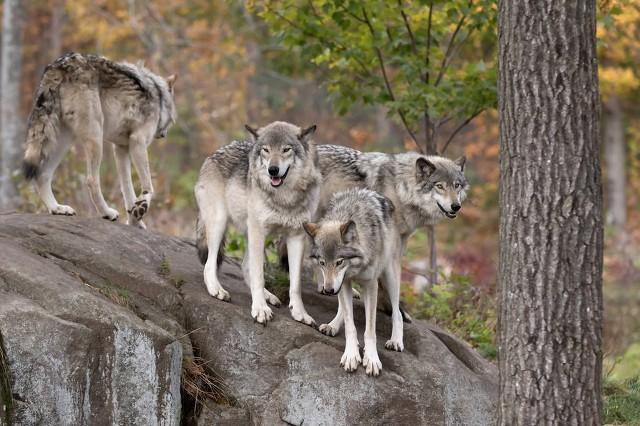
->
[603,94,626,230]
[0,0,26,210]
[498,1,603,424]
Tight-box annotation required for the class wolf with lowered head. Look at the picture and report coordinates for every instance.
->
[304,188,401,376]
[195,121,321,325]
[23,52,177,228]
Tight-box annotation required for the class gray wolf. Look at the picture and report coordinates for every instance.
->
[195,121,321,325]
[23,52,177,228]
[304,188,401,376]
[314,145,468,351]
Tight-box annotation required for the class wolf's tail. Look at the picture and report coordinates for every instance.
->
[23,70,62,180]
[196,215,225,266]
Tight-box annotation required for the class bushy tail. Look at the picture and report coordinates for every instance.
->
[23,78,61,180]
[196,215,225,266]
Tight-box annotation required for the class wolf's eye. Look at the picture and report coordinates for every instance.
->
[336,259,344,266]
[319,260,326,266]
[261,147,269,153]
[283,146,292,153]
[436,183,444,190]
[455,183,461,189]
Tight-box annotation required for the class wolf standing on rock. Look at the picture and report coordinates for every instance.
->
[23,52,177,228]
[195,121,321,325]
[304,188,401,376]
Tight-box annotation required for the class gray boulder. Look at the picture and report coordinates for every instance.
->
[0,213,497,425]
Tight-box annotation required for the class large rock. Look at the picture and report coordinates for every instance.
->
[0,213,497,425]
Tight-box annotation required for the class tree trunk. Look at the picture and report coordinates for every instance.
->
[498,1,603,424]
[604,94,626,230]
[0,0,26,210]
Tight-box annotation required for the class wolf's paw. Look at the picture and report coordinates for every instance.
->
[130,198,149,220]
[50,205,76,216]
[340,345,361,372]
[264,289,281,307]
[319,323,338,337]
[101,207,119,222]
[252,303,273,325]
[207,285,231,302]
[385,339,404,352]
[363,350,382,377]
[352,288,361,300]
[289,305,316,327]
[128,218,146,230]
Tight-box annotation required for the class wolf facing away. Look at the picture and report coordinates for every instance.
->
[195,121,321,325]
[304,188,401,376]
[23,52,177,228]
[314,145,468,350]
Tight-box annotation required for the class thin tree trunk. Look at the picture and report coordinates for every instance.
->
[498,1,603,424]
[50,0,64,60]
[0,0,26,210]
[604,94,626,230]
[424,118,438,286]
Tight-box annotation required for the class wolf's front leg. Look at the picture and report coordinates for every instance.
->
[247,217,272,324]
[287,232,316,327]
[362,280,382,376]
[382,259,404,352]
[339,285,361,372]
[129,136,153,222]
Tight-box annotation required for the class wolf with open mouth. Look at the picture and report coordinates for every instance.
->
[195,121,321,326]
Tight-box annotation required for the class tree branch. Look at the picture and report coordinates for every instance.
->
[361,6,421,151]
[398,0,418,55]
[439,109,483,154]
[434,2,471,87]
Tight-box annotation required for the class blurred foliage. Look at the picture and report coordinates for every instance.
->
[252,0,498,153]
[403,272,497,359]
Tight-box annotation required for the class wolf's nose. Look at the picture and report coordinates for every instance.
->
[323,288,335,295]
[268,166,279,176]
[451,203,461,212]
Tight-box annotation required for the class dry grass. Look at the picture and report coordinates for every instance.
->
[182,356,236,410]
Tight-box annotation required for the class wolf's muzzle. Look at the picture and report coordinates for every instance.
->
[437,201,458,219]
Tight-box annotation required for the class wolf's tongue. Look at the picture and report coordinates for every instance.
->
[271,176,282,186]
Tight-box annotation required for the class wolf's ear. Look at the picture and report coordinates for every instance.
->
[303,223,319,238]
[454,155,466,172]
[298,125,317,142]
[245,124,259,141]
[166,74,178,90]
[340,220,357,243]
[416,157,436,181]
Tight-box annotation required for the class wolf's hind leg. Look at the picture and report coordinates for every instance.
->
[83,128,119,221]
[319,299,343,337]
[35,138,76,216]
[195,184,230,301]
[129,134,153,221]
[382,259,404,352]
[113,144,144,228]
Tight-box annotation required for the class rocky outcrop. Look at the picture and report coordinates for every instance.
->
[0,213,497,425]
